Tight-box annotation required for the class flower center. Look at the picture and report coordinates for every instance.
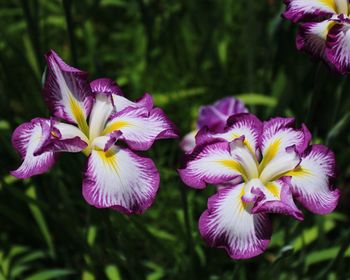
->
[229,140,300,202]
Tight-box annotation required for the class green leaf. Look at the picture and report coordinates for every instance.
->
[293,219,335,252]
[26,186,55,257]
[305,246,350,267]
[236,93,277,107]
[105,265,122,280]
[25,269,74,280]
[326,112,350,143]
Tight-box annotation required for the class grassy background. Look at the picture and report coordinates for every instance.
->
[0,0,350,279]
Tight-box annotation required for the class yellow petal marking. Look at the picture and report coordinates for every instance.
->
[265,182,280,199]
[69,95,89,136]
[103,120,132,135]
[258,138,281,174]
[217,159,248,181]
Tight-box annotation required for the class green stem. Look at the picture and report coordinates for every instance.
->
[19,0,43,70]
[63,0,78,66]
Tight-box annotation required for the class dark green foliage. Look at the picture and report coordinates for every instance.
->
[0,0,349,279]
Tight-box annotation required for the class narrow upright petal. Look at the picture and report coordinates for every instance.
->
[326,22,350,74]
[283,0,337,23]
[197,97,248,132]
[82,146,160,214]
[178,141,244,189]
[286,144,340,214]
[103,107,178,151]
[199,184,272,259]
[11,118,57,179]
[43,50,92,133]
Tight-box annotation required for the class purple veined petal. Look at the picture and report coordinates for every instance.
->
[196,113,263,156]
[113,93,154,112]
[197,97,248,132]
[259,117,311,172]
[250,178,304,221]
[43,50,92,132]
[199,183,272,260]
[11,118,58,179]
[296,20,336,60]
[286,144,340,215]
[103,106,178,151]
[90,78,124,96]
[178,141,244,189]
[180,130,198,153]
[82,145,160,214]
[326,22,350,74]
[282,0,336,23]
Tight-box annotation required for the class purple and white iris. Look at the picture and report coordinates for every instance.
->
[178,113,340,259]
[283,0,350,74]
[11,50,178,214]
[180,97,248,153]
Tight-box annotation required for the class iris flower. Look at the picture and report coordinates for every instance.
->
[283,0,350,74]
[180,97,247,153]
[178,113,339,259]
[11,50,178,214]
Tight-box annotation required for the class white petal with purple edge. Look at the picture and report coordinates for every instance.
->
[326,23,350,74]
[286,144,340,214]
[297,20,335,59]
[11,118,57,179]
[82,146,160,214]
[43,50,92,132]
[259,118,310,172]
[103,107,178,151]
[113,93,153,112]
[199,183,271,259]
[178,141,244,189]
[283,0,336,23]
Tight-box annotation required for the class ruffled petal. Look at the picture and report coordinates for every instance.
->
[199,183,271,259]
[113,93,154,112]
[90,78,123,96]
[250,178,304,221]
[197,97,248,132]
[196,113,262,155]
[283,0,337,23]
[259,118,310,172]
[326,22,350,74]
[286,144,340,214]
[103,107,178,151]
[82,146,160,214]
[296,20,335,59]
[178,141,244,189]
[11,118,57,179]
